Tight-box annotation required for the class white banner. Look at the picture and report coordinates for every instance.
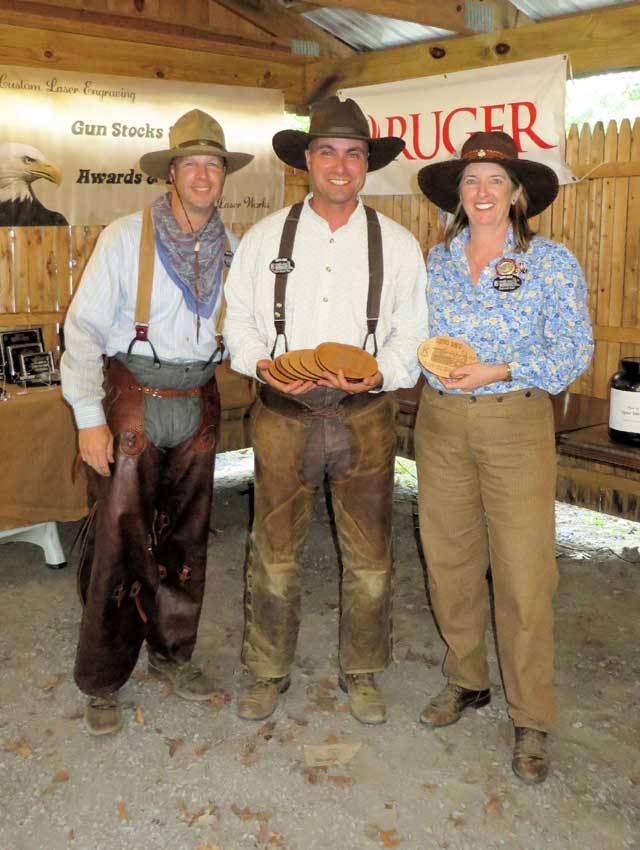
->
[340,55,574,195]
[0,65,284,225]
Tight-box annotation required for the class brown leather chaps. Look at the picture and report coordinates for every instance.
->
[74,358,219,697]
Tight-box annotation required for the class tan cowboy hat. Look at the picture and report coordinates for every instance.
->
[417,131,559,218]
[272,95,405,173]
[140,108,254,180]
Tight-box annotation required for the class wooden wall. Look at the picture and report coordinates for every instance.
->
[1,120,639,401]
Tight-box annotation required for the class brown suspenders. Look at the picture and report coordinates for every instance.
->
[270,202,384,359]
[128,206,230,365]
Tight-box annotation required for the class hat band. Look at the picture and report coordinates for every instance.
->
[177,138,226,152]
[310,125,370,139]
[462,147,512,161]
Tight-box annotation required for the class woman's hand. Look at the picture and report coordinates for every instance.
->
[440,362,509,392]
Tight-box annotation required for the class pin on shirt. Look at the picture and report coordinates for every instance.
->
[493,257,526,292]
[270,257,295,275]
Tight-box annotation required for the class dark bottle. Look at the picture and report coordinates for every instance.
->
[609,357,640,446]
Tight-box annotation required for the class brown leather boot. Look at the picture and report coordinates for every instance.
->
[512,727,549,784]
[339,673,387,725]
[420,683,491,727]
[237,675,291,721]
[148,651,216,701]
[84,693,123,736]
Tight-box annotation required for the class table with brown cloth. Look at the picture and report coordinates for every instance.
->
[0,385,88,531]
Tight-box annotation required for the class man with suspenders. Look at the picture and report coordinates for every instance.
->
[61,109,253,736]
[224,96,428,724]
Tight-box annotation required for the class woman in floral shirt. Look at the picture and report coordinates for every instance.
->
[415,131,593,784]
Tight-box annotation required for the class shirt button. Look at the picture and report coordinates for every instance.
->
[497,396,503,403]
[329,238,335,244]
[322,297,329,302]
[470,396,477,403]
[326,266,331,272]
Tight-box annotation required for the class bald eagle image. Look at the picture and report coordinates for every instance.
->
[0,142,68,226]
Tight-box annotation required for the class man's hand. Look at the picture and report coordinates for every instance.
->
[317,368,383,394]
[439,363,508,392]
[79,424,114,477]
[257,359,316,396]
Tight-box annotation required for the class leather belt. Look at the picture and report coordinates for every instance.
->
[137,385,202,399]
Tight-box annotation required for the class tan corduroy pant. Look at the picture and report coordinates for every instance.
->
[415,383,558,732]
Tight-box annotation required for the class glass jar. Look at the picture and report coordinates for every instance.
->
[609,357,640,446]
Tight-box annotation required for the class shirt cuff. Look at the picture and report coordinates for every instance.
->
[74,405,107,430]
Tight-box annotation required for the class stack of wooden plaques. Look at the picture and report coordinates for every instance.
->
[417,336,477,377]
[268,342,378,385]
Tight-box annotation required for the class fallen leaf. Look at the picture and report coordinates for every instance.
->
[166,738,184,758]
[6,739,33,759]
[483,794,503,817]
[303,743,361,768]
[39,675,62,691]
[304,766,327,785]
[134,706,145,726]
[230,803,273,822]
[449,815,465,828]
[195,743,211,757]
[631,775,640,785]
[68,830,75,841]
[209,689,231,710]
[286,714,309,727]
[324,733,338,745]
[260,720,277,740]
[179,801,220,827]
[327,775,353,787]
[277,728,296,745]
[257,822,270,845]
[240,741,260,767]
[379,829,401,848]
[421,783,438,794]
[54,770,70,783]
[41,783,56,796]
[117,802,130,823]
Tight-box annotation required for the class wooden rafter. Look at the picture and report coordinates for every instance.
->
[303,2,640,105]
[0,0,298,56]
[291,0,533,32]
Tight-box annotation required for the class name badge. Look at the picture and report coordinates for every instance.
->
[493,257,524,292]
[270,257,295,275]
[223,250,234,268]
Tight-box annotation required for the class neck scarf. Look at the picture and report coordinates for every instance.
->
[151,191,226,322]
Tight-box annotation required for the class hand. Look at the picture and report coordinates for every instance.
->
[79,424,114,477]
[257,359,316,396]
[439,363,508,392]
[317,368,383,394]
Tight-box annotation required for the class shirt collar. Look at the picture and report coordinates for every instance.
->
[450,224,517,259]
[302,192,364,230]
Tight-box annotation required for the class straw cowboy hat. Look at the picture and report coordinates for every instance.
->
[272,95,405,173]
[417,131,559,218]
[140,108,254,180]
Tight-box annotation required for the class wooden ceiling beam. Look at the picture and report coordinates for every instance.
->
[303,3,640,105]
[293,0,474,33]
[291,0,533,32]
[0,0,316,56]
[0,20,305,100]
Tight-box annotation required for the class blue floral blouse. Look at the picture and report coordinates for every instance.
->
[424,227,594,395]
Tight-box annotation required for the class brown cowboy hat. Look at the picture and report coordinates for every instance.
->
[140,108,254,180]
[417,131,559,218]
[272,95,405,173]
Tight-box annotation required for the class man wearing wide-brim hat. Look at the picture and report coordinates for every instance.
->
[61,108,253,736]
[224,95,428,724]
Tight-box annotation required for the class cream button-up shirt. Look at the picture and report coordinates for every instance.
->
[223,195,428,392]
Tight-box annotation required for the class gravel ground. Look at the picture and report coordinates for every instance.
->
[1,451,638,850]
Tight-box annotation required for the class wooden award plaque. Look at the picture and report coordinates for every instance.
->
[417,336,477,377]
